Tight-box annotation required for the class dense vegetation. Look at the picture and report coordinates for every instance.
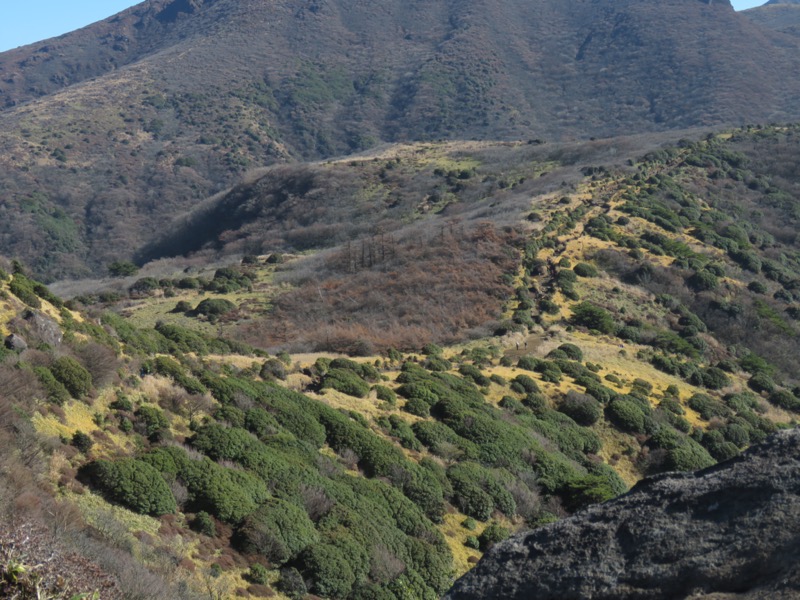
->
[1,125,800,599]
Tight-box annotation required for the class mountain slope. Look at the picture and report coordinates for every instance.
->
[1,0,800,278]
[445,428,800,600]
[3,125,800,599]
[744,2,800,36]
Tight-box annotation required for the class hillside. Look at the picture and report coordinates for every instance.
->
[744,2,800,36]
[2,124,800,598]
[58,124,800,385]
[1,0,800,278]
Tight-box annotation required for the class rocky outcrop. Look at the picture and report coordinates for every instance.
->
[23,311,62,347]
[3,334,27,351]
[445,429,800,600]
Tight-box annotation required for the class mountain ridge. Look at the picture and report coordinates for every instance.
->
[1,0,800,279]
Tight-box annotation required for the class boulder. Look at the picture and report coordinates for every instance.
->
[445,428,800,600]
[23,311,62,347]
[4,334,27,351]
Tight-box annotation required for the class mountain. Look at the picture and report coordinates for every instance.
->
[445,427,800,600]
[1,0,800,279]
[743,1,800,36]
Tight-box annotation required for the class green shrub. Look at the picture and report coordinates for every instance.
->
[700,430,739,462]
[214,405,245,428]
[152,356,206,395]
[523,393,547,412]
[398,382,439,406]
[512,374,540,394]
[244,408,280,439]
[686,394,729,421]
[659,397,684,415]
[326,358,376,381]
[205,268,253,293]
[301,544,357,599]
[570,302,616,334]
[723,392,760,413]
[260,358,287,380]
[459,364,490,387]
[374,385,397,406]
[489,374,507,386]
[278,567,307,600]
[386,415,422,451]
[248,563,269,585]
[422,343,443,356]
[33,366,71,406]
[516,356,539,371]
[135,406,170,441]
[464,535,480,550]
[155,322,209,355]
[322,368,370,398]
[50,356,92,399]
[573,263,598,277]
[9,274,41,308]
[178,458,265,523]
[195,298,236,317]
[558,391,602,426]
[461,517,477,531]
[447,463,516,521]
[535,361,562,384]
[498,396,526,413]
[739,353,774,375]
[86,459,176,516]
[664,441,715,472]
[423,355,452,372]
[129,277,160,296]
[722,423,750,448]
[582,381,617,404]
[478,522,509,550]
[237,500,318,565]
[748,372,776,394]
[701,367,730,390]
[768,390,800,413]
[606,397,647,434]
[193,511,216,536]
[563,474,619,511]
[404,396,431,417]
[687,270,718,291]
[108,261,139,277]
[173,300,193,313]
[71,431,94,454]
[557,343,584,361]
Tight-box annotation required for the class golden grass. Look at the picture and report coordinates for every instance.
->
[0,301,15,336]
[438,512,484,577]
[64,489,161,538]
[33,401,99,440]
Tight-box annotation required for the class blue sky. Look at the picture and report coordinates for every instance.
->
[0,0,770,53]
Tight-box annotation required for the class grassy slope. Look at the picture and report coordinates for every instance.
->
[3,126,800,598]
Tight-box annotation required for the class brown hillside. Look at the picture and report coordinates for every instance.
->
[744,3,800,36]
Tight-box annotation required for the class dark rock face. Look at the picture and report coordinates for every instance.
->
[4,334,27,351]
[445,429,800,600]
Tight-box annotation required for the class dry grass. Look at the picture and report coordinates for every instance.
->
[438,512,485,577]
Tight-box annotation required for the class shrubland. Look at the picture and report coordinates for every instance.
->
[0,126,799,598]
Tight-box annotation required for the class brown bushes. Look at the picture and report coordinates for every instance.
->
[238,223,519,353]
